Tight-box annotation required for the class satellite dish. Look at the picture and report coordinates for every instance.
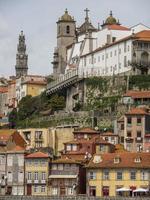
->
[94,126,99,131]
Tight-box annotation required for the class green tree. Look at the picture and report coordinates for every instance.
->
[9,108,18,128]
[48,94,65,111]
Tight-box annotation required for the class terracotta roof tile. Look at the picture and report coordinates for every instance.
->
[107,24,130,31]
[126,108,148,115]
[0,129,17,142]
[7,145,25,152]
[0,87,8,93]
[25,151,49,158]
[124,90,150,98]
[86,152,150,168]
[100,131,119,136]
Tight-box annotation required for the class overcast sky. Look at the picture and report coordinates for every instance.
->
[0,0,150,78]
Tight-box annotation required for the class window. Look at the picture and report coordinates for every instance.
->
[103,171,109,180]
[124,42,127,52]
[52,164,57,170]
[34,185,38,193]
[112,37,116,42]
[41,185,45,193]
[141,171,148,180]
[114,50,117,56]
[127,117,131,126]
[137,131,141,138]
[18,156,24,166]
[72,144,77,151]
[116,171,122,180]
[7,172,12,182]
[124,56,127,67]
[137,117,141,125]
[121,124,124,130]
[67,187,73,195]
[41,172,46,180]
[34,172,38,180]
[119,48,121,54]
[110,51,112,57]
[66,25,70,34]
[89,171,96,180]
[7,156,13,166]
[89,186,96,196]
[84,57,86,66]
[128,45,130,51]
[127,131,132,137]
[66,145,71,151]
[35,131,42,139]
[27,172,32,180]
[18,171,23,182]
[130,171,136,180]
[52,187,58,195]
[58,164,63,170]
[121,136,124,143]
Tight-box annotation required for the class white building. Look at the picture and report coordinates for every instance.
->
[66,12,150,77]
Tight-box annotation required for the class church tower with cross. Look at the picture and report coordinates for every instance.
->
[15,31,28,77]
[52,9,76,77]
[77,8,97,35]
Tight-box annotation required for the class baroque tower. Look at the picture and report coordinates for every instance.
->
[52,9,76,77]
[15,31,28,77]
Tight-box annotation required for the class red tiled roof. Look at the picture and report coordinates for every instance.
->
[0,87,8,93]
[25,151,49,158]
[86,152,150,169]
[0,129,17,142]
[8,145,25,152]
[124,90,150,99]
[81,30,150,58]
[126,108,148,115]
[22,80,47,85]
[107,24,130,31]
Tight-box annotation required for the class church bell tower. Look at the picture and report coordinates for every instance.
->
[15,31,28,77]
[52,9,76,77]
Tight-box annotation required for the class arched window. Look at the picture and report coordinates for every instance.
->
[141,51,149,65]
[66,25,70,34]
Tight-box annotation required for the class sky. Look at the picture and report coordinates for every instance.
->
[0,0,150,78]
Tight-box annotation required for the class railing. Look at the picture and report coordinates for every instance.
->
[51,170,77,175]
[47,69,79,90]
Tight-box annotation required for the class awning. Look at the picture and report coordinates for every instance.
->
[133,188,149,193]
[49,175,77,179]
[116,187,131,192]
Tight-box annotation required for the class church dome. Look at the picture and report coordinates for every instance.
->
[60,9,74,21]
[104,11,119,25]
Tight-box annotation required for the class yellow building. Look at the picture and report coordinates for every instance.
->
[86,152,150,197]
[25,151,51,196]
[18,126,75,156]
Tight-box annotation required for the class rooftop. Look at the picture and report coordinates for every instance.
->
[124,90,150,99]
[86,152,150,169]
[126,107,148,115]
[25,151,49,159]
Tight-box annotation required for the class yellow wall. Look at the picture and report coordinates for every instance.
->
[25,159,49,196]
[27,84,45,97]
[87,169,149,197]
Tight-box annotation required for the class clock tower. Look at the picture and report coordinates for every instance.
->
[15,31,28,77]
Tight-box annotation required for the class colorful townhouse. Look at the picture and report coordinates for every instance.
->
[86,152,150,197]
[49,157,86,196]
[124,107,150,152]
[25,151,51,196]
[0,129,26,195]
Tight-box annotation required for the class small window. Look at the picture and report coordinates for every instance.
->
[127,117,131,126]
[41,185,45,193]
[134,157,141,163]
[89,171,96,180]
[127,131,132,137]
[103,171,109,180]
[130,171,136,180]
[116,171,122,180]
[66,25,70,34]
[137,131,141,138]
[137,117,141,125]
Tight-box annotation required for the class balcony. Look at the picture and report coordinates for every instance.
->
[136,137,143,142]
[26,179,47,184]
[51,170,77,176]
[125,137,134,142]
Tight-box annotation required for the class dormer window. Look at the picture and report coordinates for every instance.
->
[66,144,71,151]
[134,157,141,163]
[114,156,121,164]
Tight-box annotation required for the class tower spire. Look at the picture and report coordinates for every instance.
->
[15,31,28,77]
[84,8,90,22]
